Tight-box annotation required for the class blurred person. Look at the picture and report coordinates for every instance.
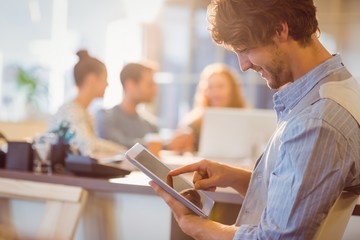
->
[49,50,126,155]
[168,63,247,153]
[95,62,158,149]
[150,0,360,239]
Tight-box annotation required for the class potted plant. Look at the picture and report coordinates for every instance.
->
[15,66,48,120]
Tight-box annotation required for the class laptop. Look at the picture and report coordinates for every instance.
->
[198,108,277,163]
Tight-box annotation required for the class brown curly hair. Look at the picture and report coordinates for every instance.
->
[207,0,319,50]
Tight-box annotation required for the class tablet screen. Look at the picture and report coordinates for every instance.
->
[131,148,213,216]
[135,150,191,191]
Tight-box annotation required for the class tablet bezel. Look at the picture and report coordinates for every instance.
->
[125,143,214,218]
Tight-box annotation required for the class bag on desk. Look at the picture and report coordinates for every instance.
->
[6,141,34,172]
[65,154,131,178]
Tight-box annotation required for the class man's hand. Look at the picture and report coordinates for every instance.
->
[169,160,252,196]
[167,128,195,154]
[149,180,237,240]
[180,188,203,209]
[149,181,199,229]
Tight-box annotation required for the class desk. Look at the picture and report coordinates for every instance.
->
[1,164,359,239]
[0,169,243,240]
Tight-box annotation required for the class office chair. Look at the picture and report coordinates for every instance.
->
[313,186,360,240]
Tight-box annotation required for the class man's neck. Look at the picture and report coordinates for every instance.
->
[288,38,332,81]
[121,97,138,115]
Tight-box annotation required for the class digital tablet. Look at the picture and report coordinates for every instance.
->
[125,143,214,218]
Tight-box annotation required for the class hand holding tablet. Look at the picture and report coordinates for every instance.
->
[125,143,214,218]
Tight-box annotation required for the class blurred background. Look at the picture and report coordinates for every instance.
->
[0,0,359,129]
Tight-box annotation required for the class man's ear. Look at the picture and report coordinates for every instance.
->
[276,22,289,43]
[123,79,136,91]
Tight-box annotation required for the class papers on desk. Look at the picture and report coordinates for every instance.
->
[109,171,151,186]
[95,153,126,164]
[92,153,138,172]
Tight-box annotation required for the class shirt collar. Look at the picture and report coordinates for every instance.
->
[273,54,344,121]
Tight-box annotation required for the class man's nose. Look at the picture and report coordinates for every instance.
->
[236,53,252,72]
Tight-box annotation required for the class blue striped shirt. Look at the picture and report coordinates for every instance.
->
[234,55,360,239]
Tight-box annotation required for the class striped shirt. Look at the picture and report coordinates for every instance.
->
[234,55,360,239]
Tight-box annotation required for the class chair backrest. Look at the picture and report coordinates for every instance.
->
[0,177,88,239]
[313,191,359,240]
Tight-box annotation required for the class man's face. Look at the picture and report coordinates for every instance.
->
[235,42,293,90]
[132,70,158,103]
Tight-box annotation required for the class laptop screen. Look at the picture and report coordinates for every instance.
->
[198,108,277,161]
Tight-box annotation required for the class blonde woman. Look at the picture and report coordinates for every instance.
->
[168,63,247,153]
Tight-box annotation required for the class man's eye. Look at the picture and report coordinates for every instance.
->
[236,48,248,54]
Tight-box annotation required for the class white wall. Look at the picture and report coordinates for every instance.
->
[316,0,360,78]
[1,0,360,121]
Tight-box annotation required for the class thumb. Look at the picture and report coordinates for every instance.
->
[194,178,216,191]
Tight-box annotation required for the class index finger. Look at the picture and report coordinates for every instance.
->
[169,161,204,176]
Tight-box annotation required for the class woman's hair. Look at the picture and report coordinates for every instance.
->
[73,50,106,87]
[193,63,247,110]
[184,63,246,139]
[207,0,319,50]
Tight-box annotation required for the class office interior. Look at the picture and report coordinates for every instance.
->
[0,0,359,239]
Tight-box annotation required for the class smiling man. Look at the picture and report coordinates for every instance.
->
[150,0,360,239]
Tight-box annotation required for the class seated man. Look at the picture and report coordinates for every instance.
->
[96,62,158,149]
[150,0,360,239]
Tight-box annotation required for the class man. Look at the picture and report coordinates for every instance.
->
[150,0,360,239]
[96,62,158,148]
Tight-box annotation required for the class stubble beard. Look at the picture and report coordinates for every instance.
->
[263,46,292,90]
